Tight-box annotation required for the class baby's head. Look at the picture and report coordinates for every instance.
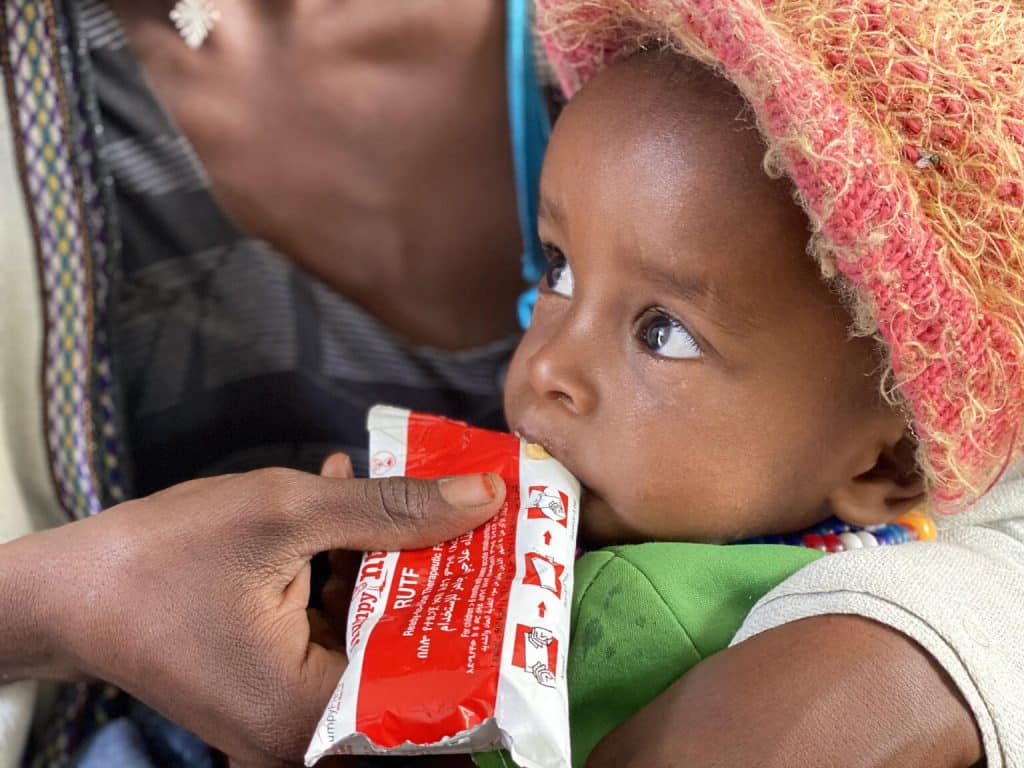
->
[505,0,1024,546]
[505,53,922,545]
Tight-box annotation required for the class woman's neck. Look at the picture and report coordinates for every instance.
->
[101,0,525,350]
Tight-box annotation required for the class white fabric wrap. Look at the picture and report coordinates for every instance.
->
[735,467,1024,768]
[0,72,66,766]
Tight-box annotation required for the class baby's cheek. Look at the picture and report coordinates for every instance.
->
[635,452,763,541]
[501,354,531,421]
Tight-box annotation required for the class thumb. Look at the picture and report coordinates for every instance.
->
[293,473,507,556]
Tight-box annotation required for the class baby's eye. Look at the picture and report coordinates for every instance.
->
[637,311,701,359]
[542,245,574,298]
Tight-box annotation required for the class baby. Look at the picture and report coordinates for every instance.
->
[323,1,1024,764]
[503,51,925,548]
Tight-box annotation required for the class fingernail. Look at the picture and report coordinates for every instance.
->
[438,473,499,508]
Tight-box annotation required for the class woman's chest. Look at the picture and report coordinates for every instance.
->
[106,0,524,348]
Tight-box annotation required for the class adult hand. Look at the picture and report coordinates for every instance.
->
[586,615,982,768]
[313,454,366,648]
[2,466,505,766]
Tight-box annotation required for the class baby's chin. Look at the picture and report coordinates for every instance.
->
[513,433,708,546]
[578,489,649,548]
[577,489,737,548]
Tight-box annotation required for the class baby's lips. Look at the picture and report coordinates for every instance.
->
[516,430,593,497]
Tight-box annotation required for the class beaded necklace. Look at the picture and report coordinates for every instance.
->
[574,510,936,560]
[740,508,937,552]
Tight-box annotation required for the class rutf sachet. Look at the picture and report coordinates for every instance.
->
[306,406,581,768]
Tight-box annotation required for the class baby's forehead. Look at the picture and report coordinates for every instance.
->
[566,52,754,144]
[551,52,784,210]
[542,50,823,320]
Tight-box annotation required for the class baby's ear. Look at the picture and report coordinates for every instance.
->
[828,430,926,527]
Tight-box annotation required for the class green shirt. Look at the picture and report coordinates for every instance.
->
[477,543,823,768]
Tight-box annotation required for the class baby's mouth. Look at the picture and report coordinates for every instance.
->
[513,429,608,539]
[514,429,588,488]
[513,430,551,458]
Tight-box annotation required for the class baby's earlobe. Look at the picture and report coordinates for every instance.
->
[829,431,926,527]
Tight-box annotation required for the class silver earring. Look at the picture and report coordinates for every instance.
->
[170,0,221,49]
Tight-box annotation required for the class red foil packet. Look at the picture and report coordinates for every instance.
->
[306,406,580,768]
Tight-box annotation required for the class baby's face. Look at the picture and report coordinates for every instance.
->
[504,54,905,546]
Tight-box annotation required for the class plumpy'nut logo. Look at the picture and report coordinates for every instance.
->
[350,552,389,648]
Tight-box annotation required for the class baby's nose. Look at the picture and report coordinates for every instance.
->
[527,339,598,417]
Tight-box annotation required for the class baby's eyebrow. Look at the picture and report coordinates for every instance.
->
[639,263,757,336]
[539,190,756,335]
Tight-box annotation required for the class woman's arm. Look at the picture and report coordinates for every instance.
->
[0,530,84,684]
[587,615,981,768]
[0,469,504,764]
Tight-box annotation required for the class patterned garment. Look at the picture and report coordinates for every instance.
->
[1,0,132,760]
[2,0,112,523]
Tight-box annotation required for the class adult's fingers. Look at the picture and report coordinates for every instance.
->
[293,473,506,556]
[321,575,355,634]
[320,452,354,480]
[307,608,343,650]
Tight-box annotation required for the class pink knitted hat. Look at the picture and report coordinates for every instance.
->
[537,0,1024,510]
